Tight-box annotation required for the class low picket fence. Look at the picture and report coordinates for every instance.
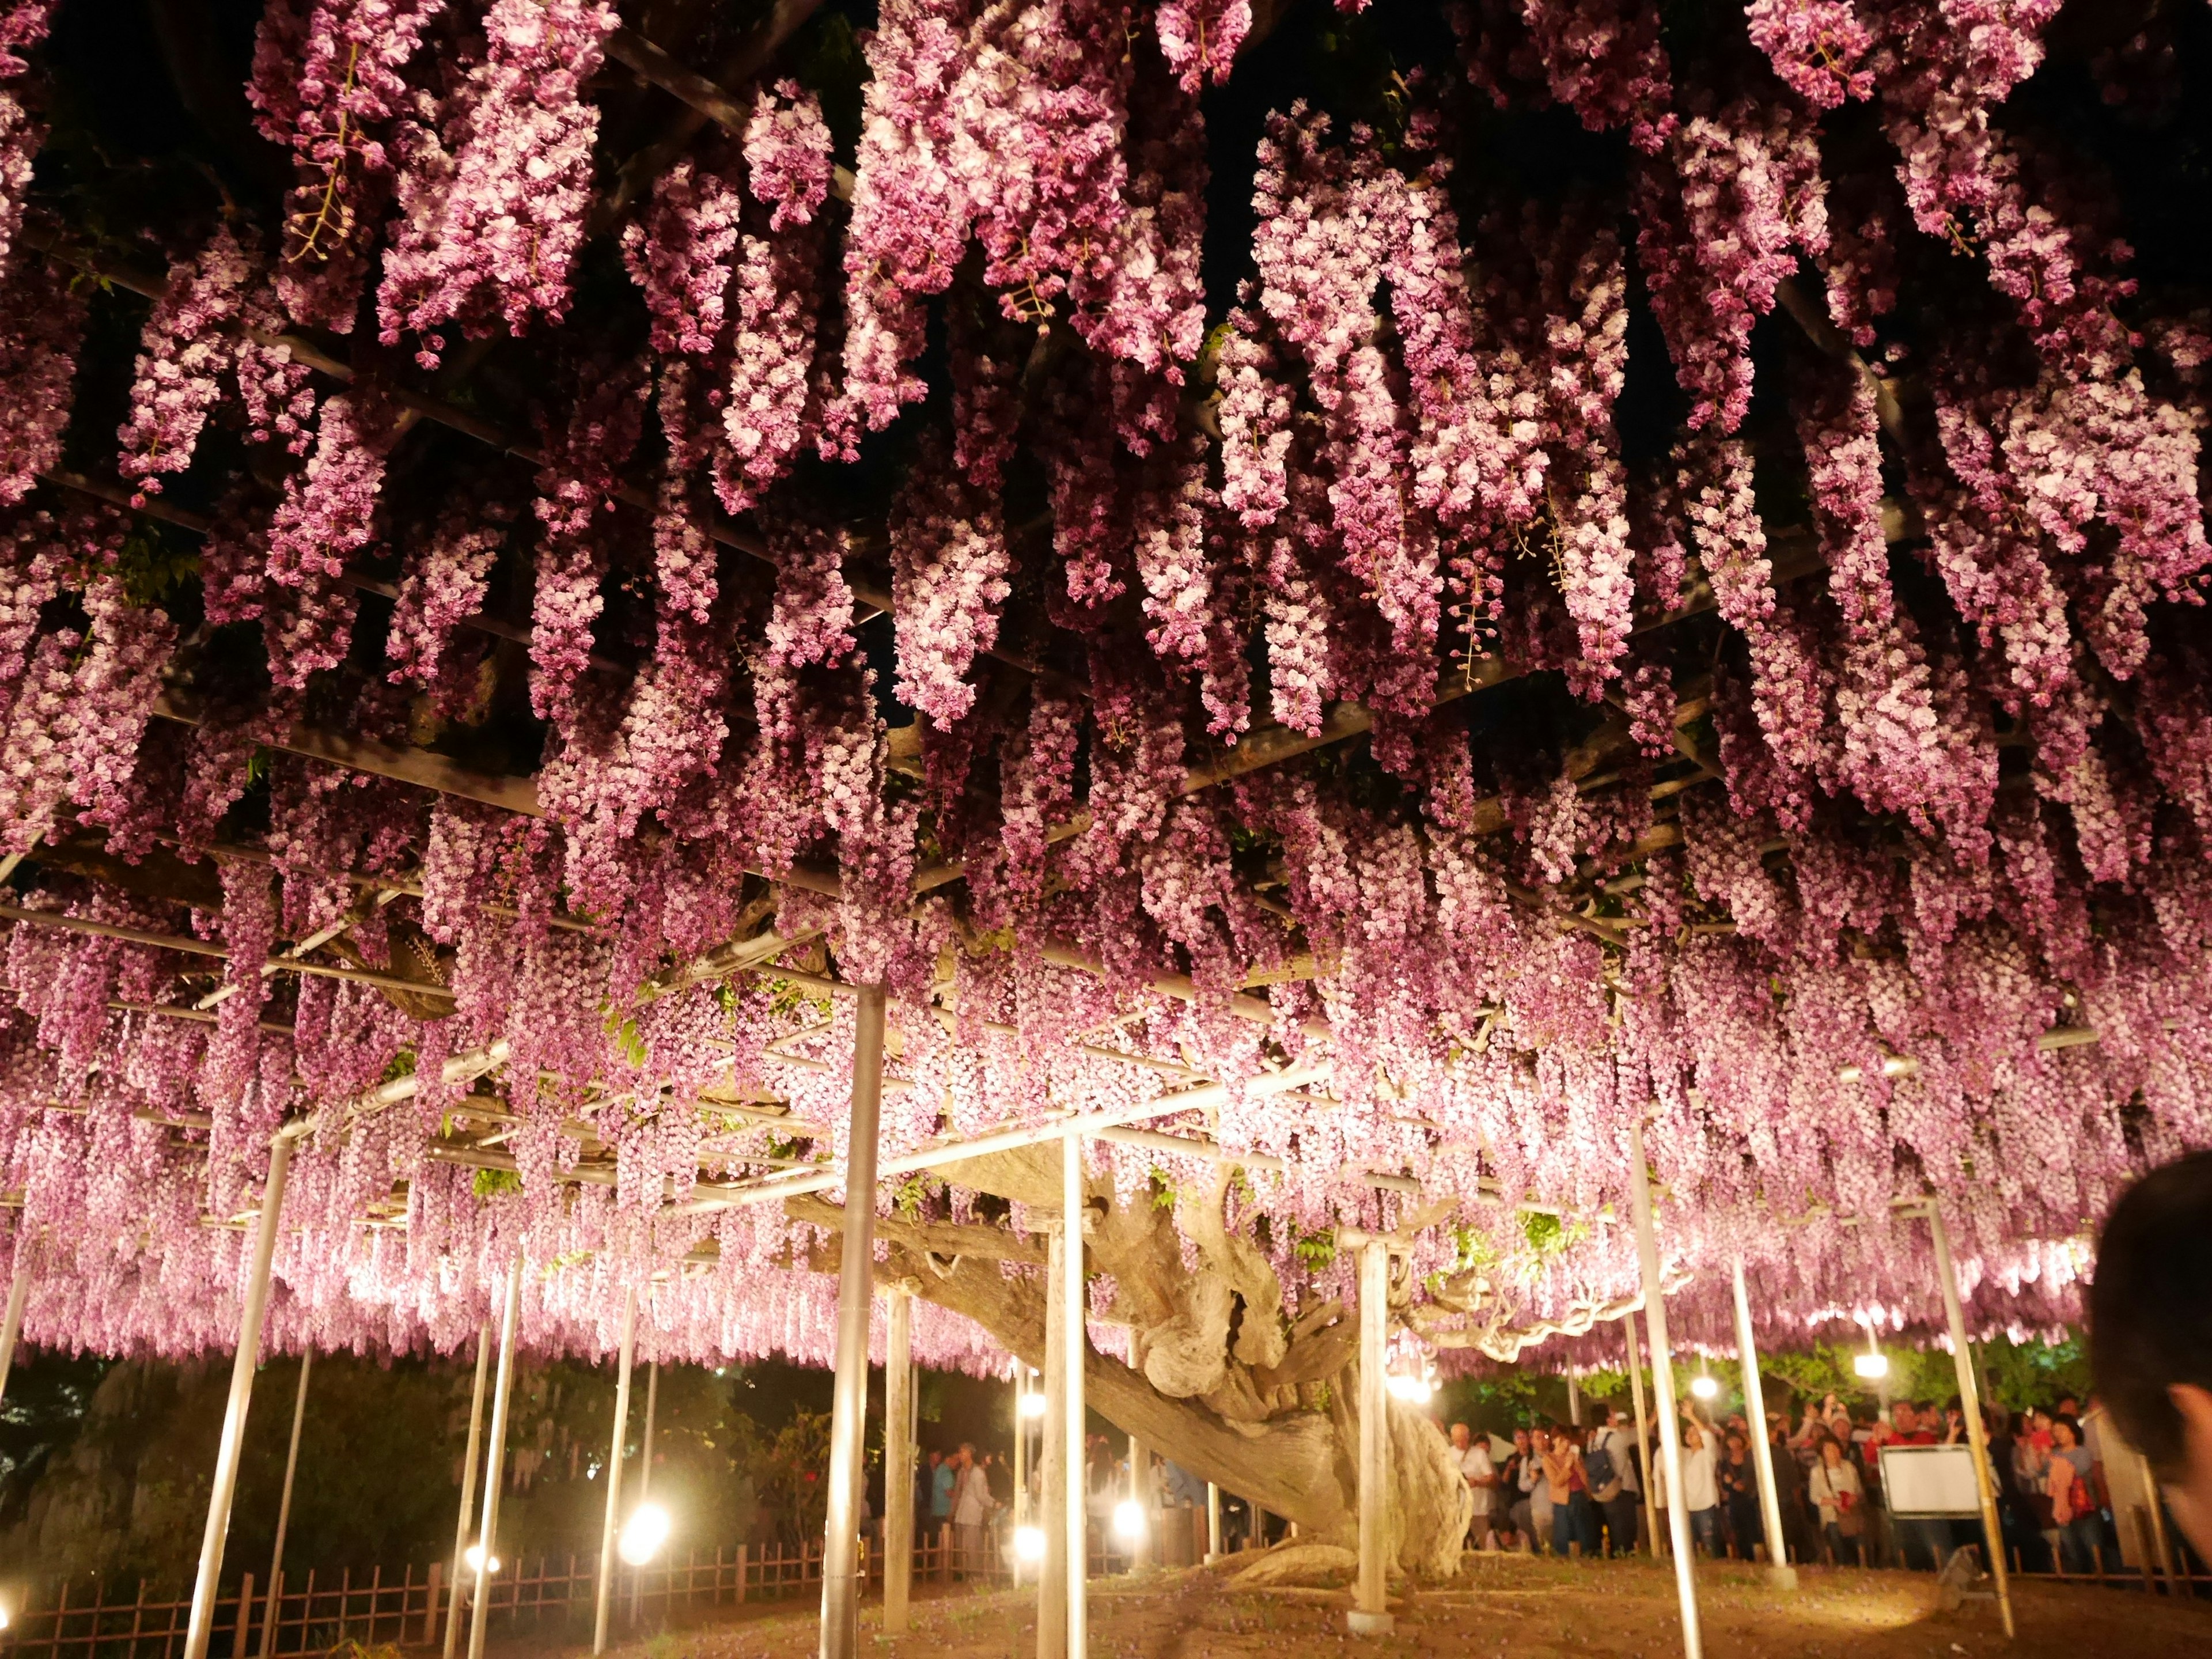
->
[0,1526,1016,1658]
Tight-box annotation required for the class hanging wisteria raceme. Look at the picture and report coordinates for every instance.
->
[376,0,617,359]
[0,256,84,506]
[250,0,452,331]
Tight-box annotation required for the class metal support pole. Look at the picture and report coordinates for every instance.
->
[629,1355,658,1627]
[819,980,885,1659]
[1128,1435,1149,1571]
[258,1350,313,1657]
[1927,1205,2016,1639]
[1037,1227,1067,1659]
[1625,1314,1658,1559]
[1349,1237,1393,1637]
[1567,1367,1582,1428]
[1630,1120,1703,1659]
[184,1132,294,1659]
[466,1260,525,1659]
[1206,1483,1222,1562]
[442,1322,493,1659]
[1012,1366,1028,1539]
[884,1287,915,1633]
[1062,1132,1088,1659]
[0,1247,29,1405]
[593,1285,638,1656]
[1730,1261,1797,1589]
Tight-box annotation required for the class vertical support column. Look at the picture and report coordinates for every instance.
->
[593,1285,638,1656]
[1206,1484,1222,1563]
[819,981,886,1659]
[1927,1205,2016,1640]
[443,1323,493,1659]
[0,1244,30,1404]
[884,1287,915,1634]
[1128,1436,1149,1571]
[1729,1262,1796,1589]
[1062,1132,1087,1659]
[185,1131,295,1659]
[1349,1237,1393,1638]
[1624,1314,1658,1559]
[259,1350,313,1657]
[1567,1368,1582,1428]
[1629,1120,1703,1659]
[1012,1366,1028,1539]
[1037,1227,1067,1659]
[466,1260,525,1659]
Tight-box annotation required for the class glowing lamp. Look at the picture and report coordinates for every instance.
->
[1854,1351,1889,1380]
[619,1501,673,1566]
[1689,1375,1719,1402]
[1018,1391,1048,1419]
[1385,1373,1434,1404]
[464,1544,502,1577]
[1111,1499,1146,1542]
[1014,1525,1048,1563]
[0,1603,10,1631]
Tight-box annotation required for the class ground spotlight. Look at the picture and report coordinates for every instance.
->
[1111,1499,1146,1542]
[619,1501,673,1566]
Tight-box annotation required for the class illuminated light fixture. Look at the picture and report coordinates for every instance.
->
[1111,1499,1146,1542]
[1014,1525,1048,1563]
[1855,1321,1889,1380]
[619,1501,673,1566]
[1385,1373,1434,1404]
[0,1603,10,1631]
[1018,1391,1048,1419]
[1689,1374,1720,1402]
[464,1544,502,1577]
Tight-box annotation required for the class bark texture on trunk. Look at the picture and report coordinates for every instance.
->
[788,1143,1472,1579]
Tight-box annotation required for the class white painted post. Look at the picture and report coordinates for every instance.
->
[0,1246,30,1404]
[1629,1120,1703,1659]
[884,1287,914,1633]
[1568,1367,1582,1428]
[819,980,886,1659]
[1128,1435,1149,1571]
[259,1350,312,1657]
[1729,1261,1796,1589]
[1624,1314,1658,1559]
[1037,1226,1067,1659]
[466,1260,525,1659]
[1062,1132,1088,1659]
[593,1284,637,1656]
[629,1356,658,1626]
[1926,1205,2016,1639]
[442,1322,493,1659]
[1349,1237,1393,1638]
[184,1131,295,1659]
[1206,1484,1222,1563]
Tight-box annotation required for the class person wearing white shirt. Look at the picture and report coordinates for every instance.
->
[1450,1422,1498,1550]
[1520,1426,1556,1551]
[1653,1420,1722,1556]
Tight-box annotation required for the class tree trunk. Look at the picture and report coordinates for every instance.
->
[788,1144,1472,1580]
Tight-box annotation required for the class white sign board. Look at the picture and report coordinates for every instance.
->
[1879,1444,1983,1519]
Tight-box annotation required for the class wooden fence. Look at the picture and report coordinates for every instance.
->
[0,1527,1020,1659]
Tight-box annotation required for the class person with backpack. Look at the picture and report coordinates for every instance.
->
[1587,1406,1639,1556]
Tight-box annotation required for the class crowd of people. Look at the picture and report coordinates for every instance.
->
[1446,1387,2182,1579]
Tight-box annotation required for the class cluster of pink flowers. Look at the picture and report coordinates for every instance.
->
[0,0,2209,1379]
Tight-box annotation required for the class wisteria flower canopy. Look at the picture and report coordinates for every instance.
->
[0,0,2201,1410]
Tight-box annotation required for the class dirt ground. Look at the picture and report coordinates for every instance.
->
[546,1553,2210,1659]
